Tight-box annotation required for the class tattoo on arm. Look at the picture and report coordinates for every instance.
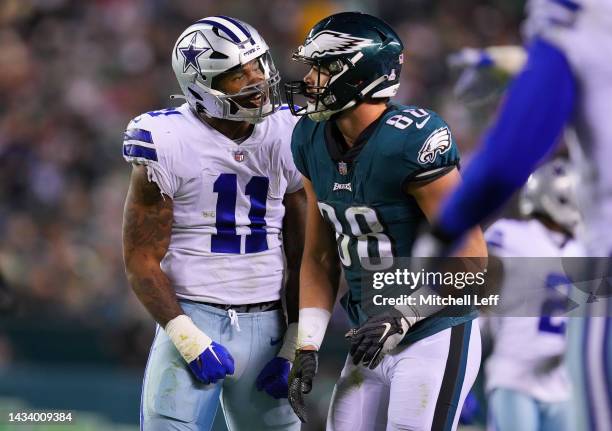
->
[123,165,182,326]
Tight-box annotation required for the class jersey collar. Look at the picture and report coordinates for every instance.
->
[324,104,394,163]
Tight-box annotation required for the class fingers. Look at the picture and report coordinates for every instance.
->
[223,352,235,375]
[256,373,287,398]
[300,375,313,394]
[255,369,267,391]
[363,346,384,370]
[348,334,364,357]
[288,376,307,423]
[350,337,372,365]
[267,378,289,399]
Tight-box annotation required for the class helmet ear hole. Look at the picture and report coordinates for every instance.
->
[327,60,344,74]
[209,51,229,60]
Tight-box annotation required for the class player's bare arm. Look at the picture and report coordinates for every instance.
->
[255,187,308,400]
[287,177,340,422]
[282,188,307,324]
[407,167,487,259]
[122,164,181,326]
[123,164,234,385]
[299,177,341,317]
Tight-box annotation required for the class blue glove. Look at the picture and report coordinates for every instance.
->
[459,391,481,425]
[165,315,235,385]
[256,356,291,399]
[188,341,235,384]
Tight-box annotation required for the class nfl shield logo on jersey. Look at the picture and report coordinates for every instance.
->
[233,150,247,162]
[338,161,348,175]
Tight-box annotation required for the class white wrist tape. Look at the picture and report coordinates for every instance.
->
[277,322,299,361]
[165,315,211,363]
[297,308,331,350]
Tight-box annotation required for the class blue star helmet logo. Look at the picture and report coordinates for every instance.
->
[179,33,209,74]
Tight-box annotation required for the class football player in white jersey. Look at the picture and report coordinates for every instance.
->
[483,159,582,431]
[122,16,304,431]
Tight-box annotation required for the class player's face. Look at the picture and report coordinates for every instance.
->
[303,64,331,102]
[214,59,267,108]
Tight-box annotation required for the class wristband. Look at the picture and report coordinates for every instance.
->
[277,322,299,361]
[297,308,331,350]
[165,314,211,363]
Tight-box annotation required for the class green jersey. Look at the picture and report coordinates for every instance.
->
[291,103,476,344]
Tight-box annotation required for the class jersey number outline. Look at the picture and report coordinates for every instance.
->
[212,173,269,254]
[318,202,393,270]
[385,108,429,130]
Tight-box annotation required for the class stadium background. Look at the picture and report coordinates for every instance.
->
[0,0,524,429]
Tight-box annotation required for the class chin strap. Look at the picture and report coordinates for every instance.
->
[307,99,356,122]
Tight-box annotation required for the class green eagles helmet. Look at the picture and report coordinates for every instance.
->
[285,12,404,121]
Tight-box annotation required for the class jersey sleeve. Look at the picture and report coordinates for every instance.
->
[283,151,304,194]
[401,109,460,185]
[277,113,303,194]
[122,115,181,198]
[290,117,312,180]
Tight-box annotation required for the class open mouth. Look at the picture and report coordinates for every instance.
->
[249,93,263,106]
[233,92,265,109]
[305,94,316,103]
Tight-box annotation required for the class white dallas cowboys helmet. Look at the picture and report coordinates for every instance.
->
[172,16,281,123]
[519,158,581,234]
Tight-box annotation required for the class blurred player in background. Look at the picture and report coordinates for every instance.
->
[284,12,486,430]
[122,16,304,431]
[483,159,582,431]
[418,1,612,429]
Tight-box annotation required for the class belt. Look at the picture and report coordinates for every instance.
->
[198,300,282,313]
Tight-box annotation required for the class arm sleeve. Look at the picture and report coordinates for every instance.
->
[122,117,181,198]
[437,37,576,239]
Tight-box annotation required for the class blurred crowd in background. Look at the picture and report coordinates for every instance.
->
[0,0,523,408]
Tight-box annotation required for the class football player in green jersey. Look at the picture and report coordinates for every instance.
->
[285,12,487,430]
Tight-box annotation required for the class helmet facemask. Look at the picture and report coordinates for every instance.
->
[190,53,281,124]
[285,51,358,122]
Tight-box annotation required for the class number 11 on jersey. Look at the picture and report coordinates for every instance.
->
[211,173,269,254]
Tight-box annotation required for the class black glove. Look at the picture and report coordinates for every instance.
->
[345,309,410,369]
[287,350,318,423]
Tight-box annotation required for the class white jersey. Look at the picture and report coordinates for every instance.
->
[483,218,583,402]
[525,0,612,255]
[123,104,302,304]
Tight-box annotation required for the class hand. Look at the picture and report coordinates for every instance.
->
[165,315,235,384]
[187,341,235,384]
[345,309,410,369]
[288,349,318,423]
[255,322,298,398]
[256,356,291,399]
